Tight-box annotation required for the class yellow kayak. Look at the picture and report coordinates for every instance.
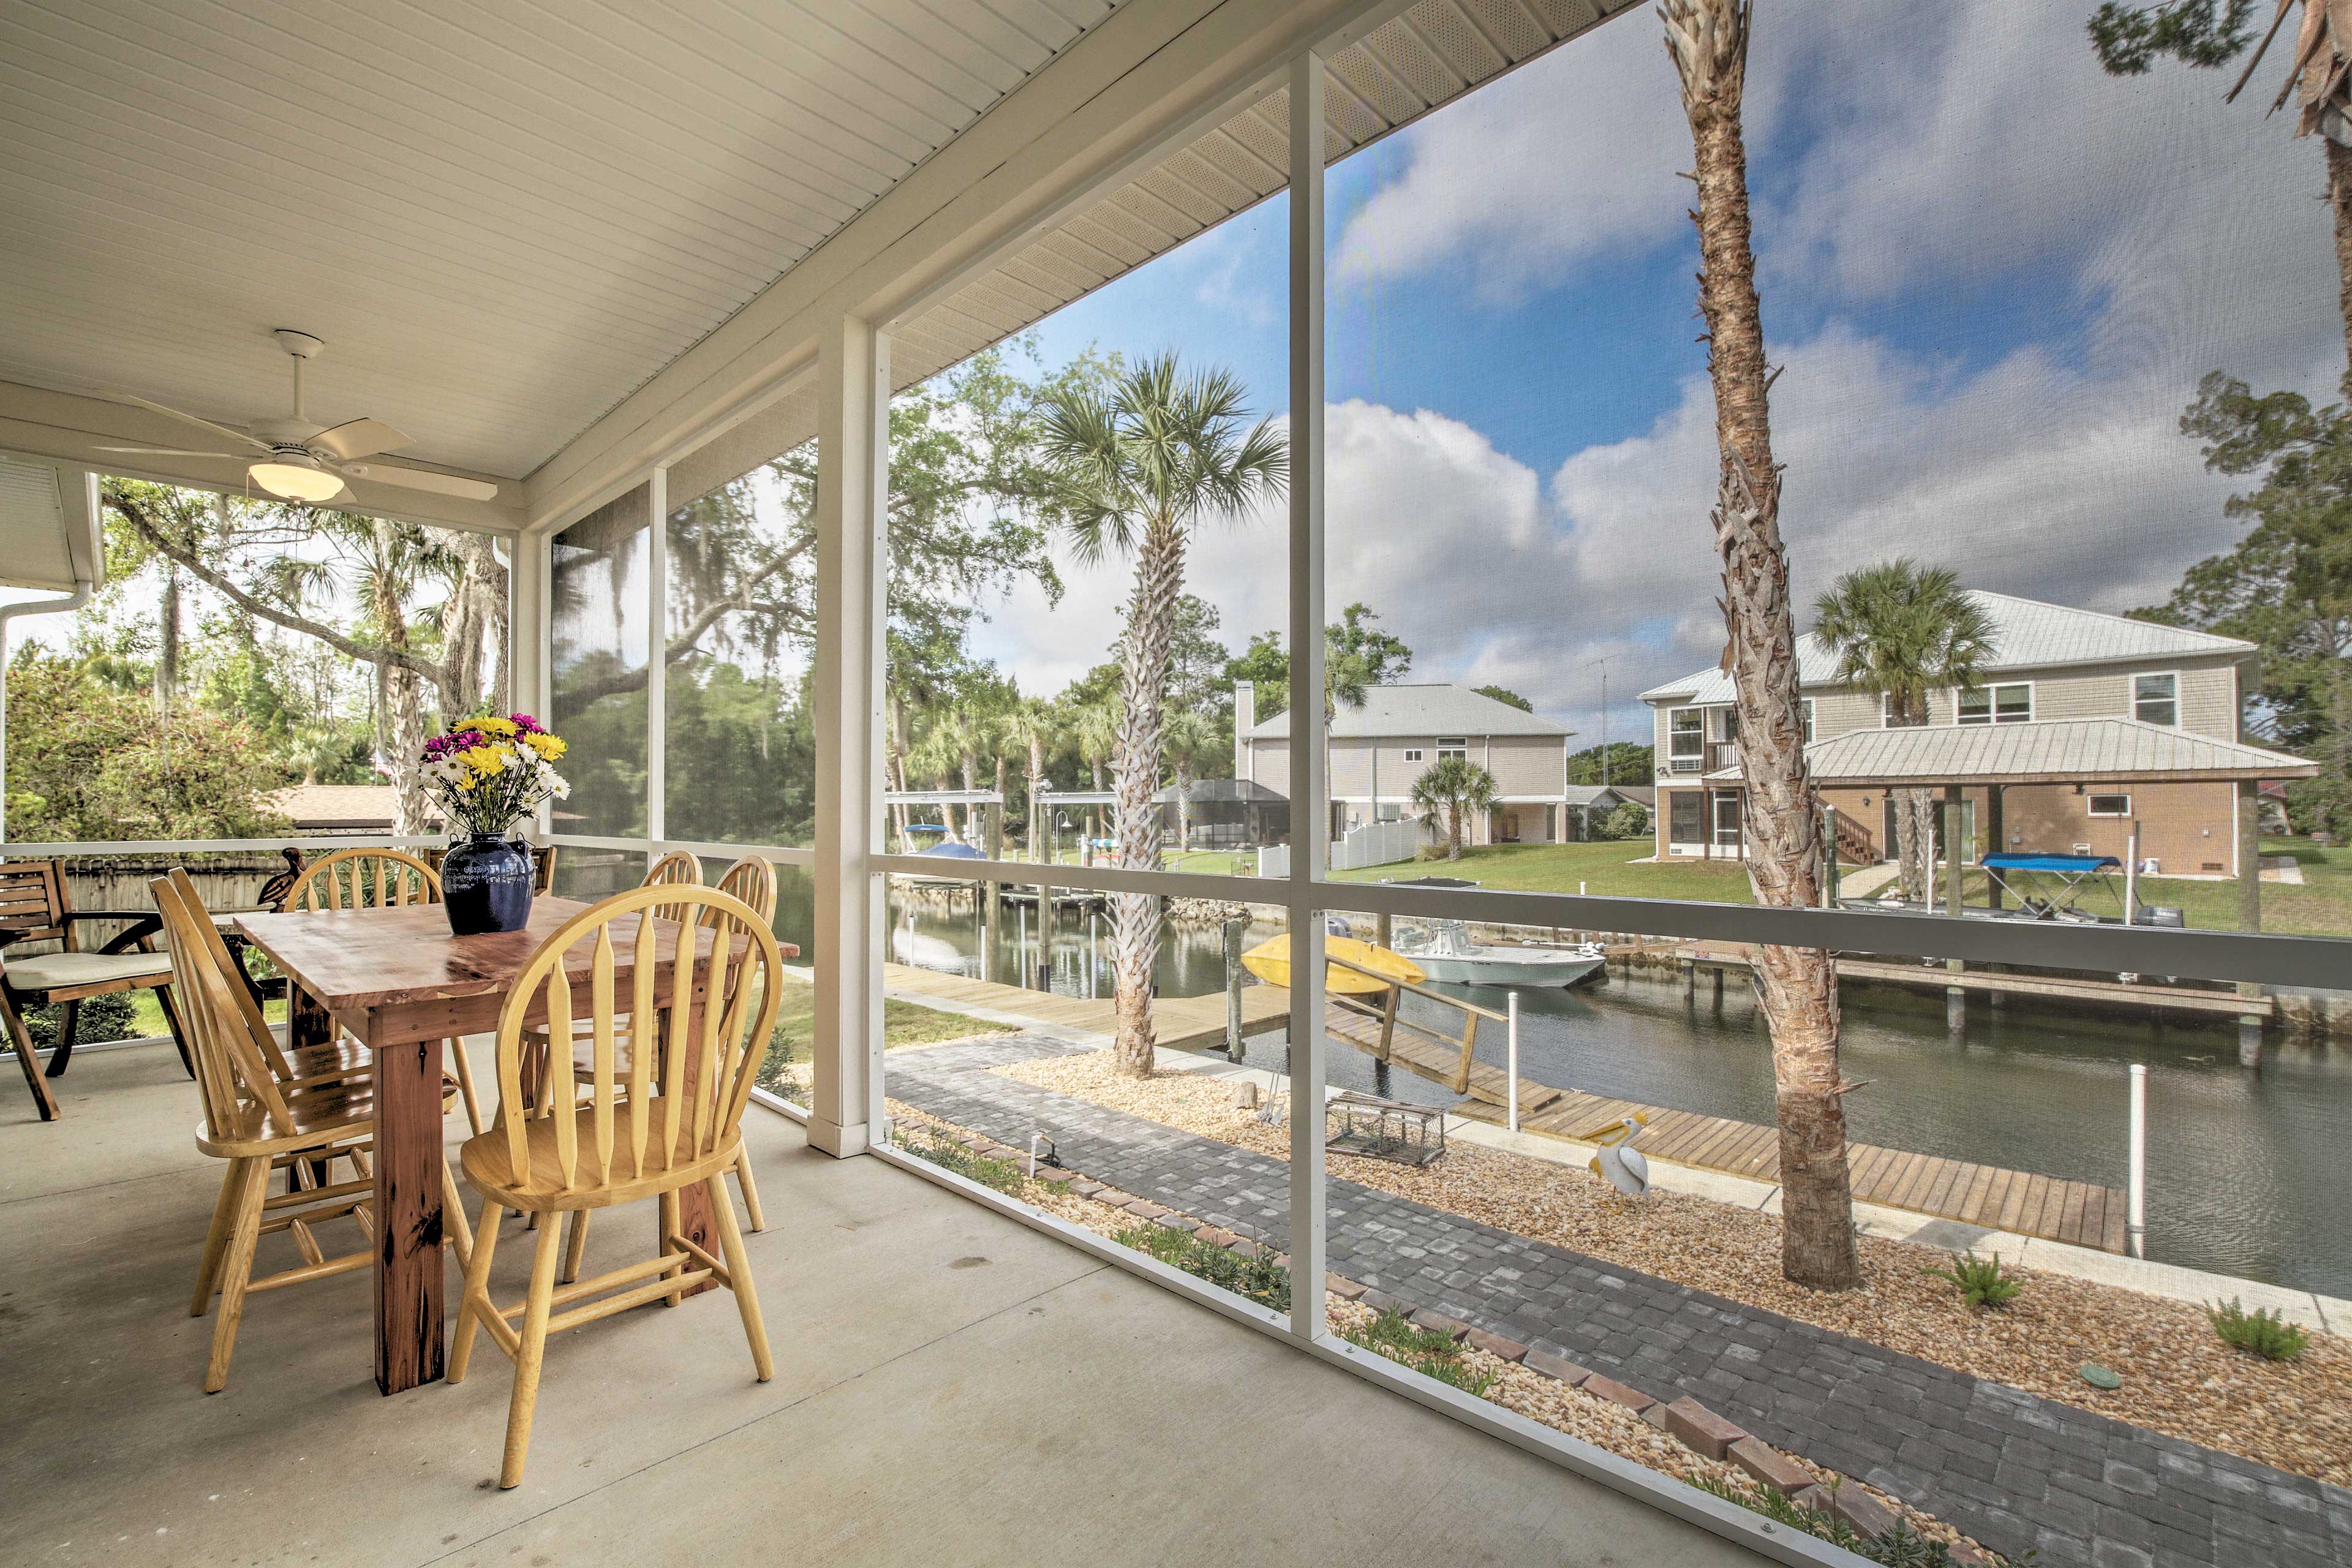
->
[1240,934,1424,995]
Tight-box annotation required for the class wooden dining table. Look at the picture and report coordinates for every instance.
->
[233,896,741,1396]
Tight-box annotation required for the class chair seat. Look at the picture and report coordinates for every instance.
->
[6,949,172,992]
[197,1074,462,1158]
[460,1110,739,1213]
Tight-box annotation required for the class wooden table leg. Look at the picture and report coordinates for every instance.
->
[375,1032,447,1393]
[286,986,334,1194]
[655,1010,717,1298]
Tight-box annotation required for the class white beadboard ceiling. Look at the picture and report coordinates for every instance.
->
[0,0,1116,480]
[2,0,1626,496]
[704,0,1634,504]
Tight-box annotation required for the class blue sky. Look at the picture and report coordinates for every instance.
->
[974,0,2343,747]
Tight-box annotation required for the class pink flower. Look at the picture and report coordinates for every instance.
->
[510,713,545,734]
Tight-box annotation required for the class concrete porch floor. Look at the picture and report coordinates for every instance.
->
[1,1043,1770,1567]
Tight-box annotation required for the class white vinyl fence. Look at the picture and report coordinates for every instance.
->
[1258,817,1425,879]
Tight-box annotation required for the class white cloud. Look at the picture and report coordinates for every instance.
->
[1330,14,1703,298]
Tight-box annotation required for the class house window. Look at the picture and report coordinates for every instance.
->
[2134,673,2178,727]
[1879,692,1912,728]
[1958,682,2032,725]
[1402,748,1423,763]
[1668,709,1703,772]
[1669,793,1703,843]
[1436,737,1467,762]
[2088,793,2132,818]
[1800,698,1815,745]
[1713,794,1743,846]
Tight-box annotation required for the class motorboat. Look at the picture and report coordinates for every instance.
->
[1390,919,1606,988]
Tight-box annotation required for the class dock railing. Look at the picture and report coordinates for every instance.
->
[1325,951,1507,1093]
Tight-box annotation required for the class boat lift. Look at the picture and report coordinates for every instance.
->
[1978,853,2179,926]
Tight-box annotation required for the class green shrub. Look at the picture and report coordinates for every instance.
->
[18,991,141,1052]
[1689,1479,2026,1567]
[2207,1297,2308,1361]
[1338,1308,1498,1399]
[897,1127,1027,1196]
[1928,1251,2021,1311]
[1116,1224,1291,1312]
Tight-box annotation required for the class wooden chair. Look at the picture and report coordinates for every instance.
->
[282,849,487,1135]
[0,858,192,1122]
[554,856,778,1278]
[448,883,783,1488]
[150,868,473,1393]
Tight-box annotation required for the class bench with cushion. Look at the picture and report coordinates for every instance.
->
[0,859,190,1122]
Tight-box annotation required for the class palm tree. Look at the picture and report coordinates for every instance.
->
[1410,757,1497,861]
[2092,2,2352,376]
[1000,698,1055,861]
[1812,560,1997,904]
[1159,709,1216,856]
[1665,0,1861,1291]
[1039,353,1287,1077]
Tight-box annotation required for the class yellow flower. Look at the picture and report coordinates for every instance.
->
[472,715,520,738]
[522,732,567,760]
[462,745,508,777]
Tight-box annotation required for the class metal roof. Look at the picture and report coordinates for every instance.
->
[1696,717,2317,786]
[1245,683,1571,740]
[1640,592,2258,704]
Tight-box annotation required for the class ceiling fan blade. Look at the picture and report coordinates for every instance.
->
[337,461,499,501]
[94,445,239,457]
[308,417,411,461]
[110,394,271,453]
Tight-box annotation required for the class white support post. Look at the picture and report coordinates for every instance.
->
[2127,1062,2147,1259]
[1286,49,1329,1347]
[810,315,891,1158]
[1507,990,1520,1134]
[645,467,668,853]
[510,529,552,840]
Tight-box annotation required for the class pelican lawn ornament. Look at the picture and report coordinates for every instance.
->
[1583,1112,1651,1197]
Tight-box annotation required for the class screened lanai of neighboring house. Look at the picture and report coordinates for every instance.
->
[7,4,2352,1567]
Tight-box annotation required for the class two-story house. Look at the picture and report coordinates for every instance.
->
[1638,591,2316,878]
[1234,681,1577,846]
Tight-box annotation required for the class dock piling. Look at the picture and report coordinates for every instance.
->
[2127,1063,2147,1260]
[1507,990,1521,1134]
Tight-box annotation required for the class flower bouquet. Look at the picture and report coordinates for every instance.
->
[420,712,570,934]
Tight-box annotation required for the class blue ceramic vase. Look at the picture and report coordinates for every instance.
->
[441,832,533,935]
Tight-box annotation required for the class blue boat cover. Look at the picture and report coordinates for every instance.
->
[913,842,986,859]
[1982,853,2120,872]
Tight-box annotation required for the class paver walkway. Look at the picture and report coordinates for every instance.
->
[888,1035,2352,1568]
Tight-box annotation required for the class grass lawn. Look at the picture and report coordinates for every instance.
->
[758,978,1009,1090]
[1327,840,1761,904]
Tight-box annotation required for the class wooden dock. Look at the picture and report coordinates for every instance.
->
[884,963,2130,1254]
[1678,948,2271,1019]
[1449,1087,2127,1253]
[883,962,1290,1050]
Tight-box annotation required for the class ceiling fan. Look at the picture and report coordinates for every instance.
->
[96,330,499,504]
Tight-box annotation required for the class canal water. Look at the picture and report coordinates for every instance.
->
[872,890,2352,1298]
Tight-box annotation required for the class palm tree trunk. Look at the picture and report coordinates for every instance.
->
[2329,137,2352,386]
[1668,0,1860,1291]
[1109,517,1183,1076]
[1893,789,1922,903]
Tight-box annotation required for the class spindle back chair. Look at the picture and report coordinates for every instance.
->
[152,869,471,1392]
[449,883,783,1488]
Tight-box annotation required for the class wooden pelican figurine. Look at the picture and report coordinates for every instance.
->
[1581,1111,1651,1197]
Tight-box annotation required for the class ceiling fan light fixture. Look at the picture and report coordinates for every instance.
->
[249,456,342,503]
